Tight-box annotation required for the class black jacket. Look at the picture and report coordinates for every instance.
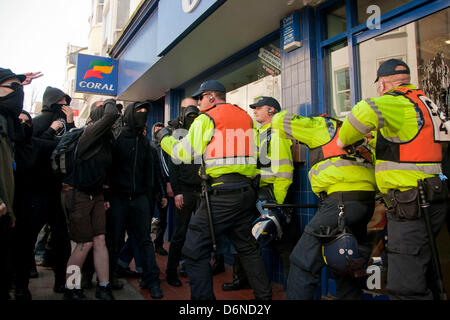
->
[107,102,154,200]
[66,103,120,194]
[31,87,74,193]
[168,161,202,195]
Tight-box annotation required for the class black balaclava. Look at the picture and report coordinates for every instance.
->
[0,83,25,141]
[182,105,199,129]
[123,101,151,134]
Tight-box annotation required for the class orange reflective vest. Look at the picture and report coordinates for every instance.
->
[375,87,442,163]
[309,117,347,166]
[202,103,254,161]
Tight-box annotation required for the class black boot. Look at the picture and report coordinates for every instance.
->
[166,272,182,287]
[96,284,115,300]
[221,254,250,291]
[63,288,88,300]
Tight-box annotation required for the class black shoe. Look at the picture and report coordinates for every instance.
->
[166,273,182,287]
[15,288,32,301]
[116,265,142,278]
[222,279,251,291]
[109,278,124,290]
[149,286,163,299]
[179,264,188,278]
[155,246,168,256]
[95,284,115,300]
[63,288,88,300]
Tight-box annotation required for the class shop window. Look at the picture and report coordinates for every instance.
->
[359,7,450,110]
[324,1,347,40]
[356,0,412,26]
[325,41,349,118]
[335,67,351,116]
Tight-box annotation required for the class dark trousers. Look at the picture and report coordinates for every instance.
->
[154,198,169,248]
[25,192,71,287]
[386,200,447,299]
[106,195,160,288]
[286,195,374,300]
[12,189,38,291]
[182,187,272,300]
[0,215,13,299]
[166,191,200,275]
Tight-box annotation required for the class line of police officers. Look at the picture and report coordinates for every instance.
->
[156,58,449,300]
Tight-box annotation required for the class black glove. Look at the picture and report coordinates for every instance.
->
[103,99,119,114]
[155,126,173,144]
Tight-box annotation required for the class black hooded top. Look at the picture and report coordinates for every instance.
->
[32,86,73,138]
[107,101,155,200]
[30,86,75,193]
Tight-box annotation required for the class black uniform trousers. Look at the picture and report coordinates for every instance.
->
[182,186,272,300]
[386,200,447,299]
[106,194,161,288]
[166,190,200,276]
[286,193,375,300]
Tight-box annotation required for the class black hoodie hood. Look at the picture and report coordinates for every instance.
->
[151,122,164,141]
[123,101,151,134]
[42,86,71,112]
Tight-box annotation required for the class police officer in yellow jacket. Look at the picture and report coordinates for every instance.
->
[157,80,272,300]
[337,59,448,300]
[271,110,377,299]
[222,96,299,291]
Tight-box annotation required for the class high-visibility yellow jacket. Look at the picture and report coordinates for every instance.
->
[161,103,258,179]
[256,122,293,204]
[272,111,376,196]
[338,84,442,194]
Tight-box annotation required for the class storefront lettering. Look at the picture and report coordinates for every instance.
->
[79,81,115,91]
[182,0,201,13]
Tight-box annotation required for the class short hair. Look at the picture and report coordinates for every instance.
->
[212,91,226,101]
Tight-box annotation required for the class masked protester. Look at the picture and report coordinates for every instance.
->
[105,101,164,299]
[27,86,74,294]
[0,68,26,300]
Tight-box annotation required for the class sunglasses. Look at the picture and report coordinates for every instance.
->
[0,82,23,91]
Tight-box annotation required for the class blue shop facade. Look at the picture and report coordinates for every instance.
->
[109,0,450,299]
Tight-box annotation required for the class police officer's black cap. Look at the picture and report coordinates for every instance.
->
[375,59,410,83]
[192,80,226,99]
[0,68,26,84]
[249,96,281,112]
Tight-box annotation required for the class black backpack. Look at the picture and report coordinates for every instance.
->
[51,127,85,178]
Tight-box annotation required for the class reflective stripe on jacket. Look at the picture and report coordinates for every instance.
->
[256,122,293,204]
[272,111,376,195]
[161,104,257,179]
[339,84,442,193]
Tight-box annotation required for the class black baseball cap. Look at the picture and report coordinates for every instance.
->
[0,67,26,84]
[249,96,281,112]
[375,59,410,83]
[192,80,226,99]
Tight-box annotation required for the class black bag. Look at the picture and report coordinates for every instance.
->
[51,127,84,177]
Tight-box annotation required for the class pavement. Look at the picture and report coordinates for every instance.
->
[17,242,286,301]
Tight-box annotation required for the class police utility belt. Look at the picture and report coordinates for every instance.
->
[207,173,254,196]
[383,176,448,221]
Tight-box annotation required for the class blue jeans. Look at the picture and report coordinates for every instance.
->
[117,234,143,273]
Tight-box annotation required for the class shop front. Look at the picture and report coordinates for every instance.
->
[110,0,449,299]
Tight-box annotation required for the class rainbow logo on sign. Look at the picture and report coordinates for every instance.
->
[76,54,117,96]
[83,60,114,80]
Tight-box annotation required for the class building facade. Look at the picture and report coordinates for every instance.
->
[105,0,449,299]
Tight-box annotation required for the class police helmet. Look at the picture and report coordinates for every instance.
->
[322,231,367,277]
[252,200,288,244]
